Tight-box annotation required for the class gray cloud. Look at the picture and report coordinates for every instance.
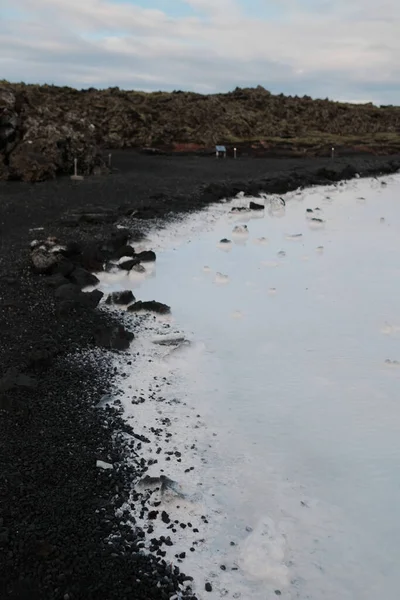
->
[1,0,399,104]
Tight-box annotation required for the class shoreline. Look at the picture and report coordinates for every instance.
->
[1,153,399,599]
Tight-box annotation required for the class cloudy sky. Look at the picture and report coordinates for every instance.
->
[1,0,399,104]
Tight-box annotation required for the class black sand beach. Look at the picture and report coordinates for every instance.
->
[1,151,399,600]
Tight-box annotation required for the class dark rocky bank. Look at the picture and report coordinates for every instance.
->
[2,82,400,181]
[0,151,399,599]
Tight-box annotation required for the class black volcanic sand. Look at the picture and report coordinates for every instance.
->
[1,151,399,600]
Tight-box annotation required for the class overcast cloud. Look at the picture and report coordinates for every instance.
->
[1,0,399,103]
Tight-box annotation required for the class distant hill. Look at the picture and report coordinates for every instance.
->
[1,81,400,181]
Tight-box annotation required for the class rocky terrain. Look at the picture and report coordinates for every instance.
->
[1,81,400,181]
[1,151,400,600]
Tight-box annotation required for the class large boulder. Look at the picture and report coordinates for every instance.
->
[8,126,106,182]
[127,300,170,315]
[0,85,107,182]
[105,290,135,305]
[8,138,59,182]
[94,325,134,351]
[69,267,99,289]
[31,246,59,274]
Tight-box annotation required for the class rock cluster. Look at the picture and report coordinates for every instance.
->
[0,85,107,182]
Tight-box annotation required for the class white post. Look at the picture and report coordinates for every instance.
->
[234,147,237,159]
[71,157,84,180]
[216,149,218,159]
[108,153,112,168]
[331,147,335,160]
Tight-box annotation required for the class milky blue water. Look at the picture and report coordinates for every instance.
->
[101,174,400,599]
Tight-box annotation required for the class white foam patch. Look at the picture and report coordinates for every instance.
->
[384,359,400,367]
[230,212,252,223]
[308,219,325,230]
[95,267,151,290]
[217,239,232,252]
[261,260,279,268]
[267,198,286,219]
[162,340,206,366]
[248,211,265,220]
[381,323,400,335]
[253,237,269,245]
[286,233,303,240]
[232,225,249,236]
[214,272,230,285]
[238,516,289,584]
[231,310,244,319]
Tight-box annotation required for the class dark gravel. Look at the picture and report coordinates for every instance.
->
[0,150,399,600]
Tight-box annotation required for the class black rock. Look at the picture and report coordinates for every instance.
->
[56,299,80,315]
[60,240,82,258]
[51,257,75,277]
[107,229,131,252]
[69,267,100,289]
[340,164,357,179]
[80,243,105,272]
[316,167,339,181]
[55,284,103,310]
[119,258,140,271]
[249,201,264,210]
[94,325,134,351]
[0,368,38,393]
[205,582,212,592]
[105,290,135,305]
[134,250,156,263]
[54,283,81,301]
[84,289,104,309]
[115,245,136,259]
[230,206,248,213]
[45,273,70,288]
[127,301,170,315]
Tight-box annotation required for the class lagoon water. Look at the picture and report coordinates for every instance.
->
[99,174,400,599]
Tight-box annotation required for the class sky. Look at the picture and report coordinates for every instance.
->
[0,0,399,104]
